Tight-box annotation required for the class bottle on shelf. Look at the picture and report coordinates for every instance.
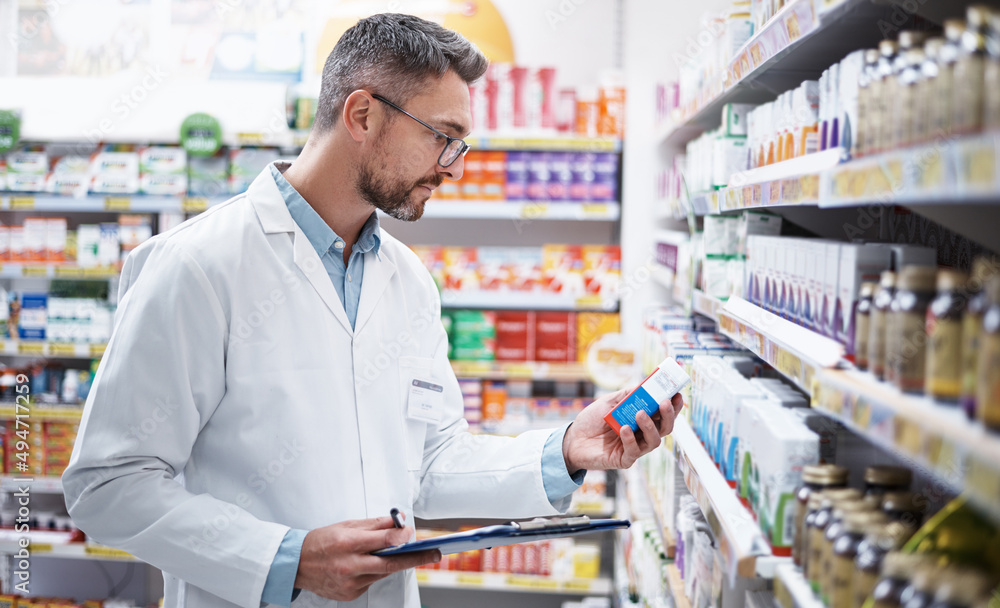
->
[925,269,969,403]
[872,40,899,156]
[794,464,849,568]
[891,265,937,394]
[984,10,1000,130]
[831,511,890,608]
[952,6,990,137]
[932,20,966,141]
[872,553,938,608]
[807,488,862,593]
[855,281,877,370]
[960,257,999,419]
[820,498,883,605]
[977,275,1000,433]
[901,565,950,608]
[879,491,924,528]
[852,522,918,608]
[929,569,996,608]
[857,49,880,157]
[914,38,945,147]
[891,32,928,151]
[871,271,897,381]
[864,465,913,497]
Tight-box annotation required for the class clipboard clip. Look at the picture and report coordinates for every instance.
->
[512,516,591,531]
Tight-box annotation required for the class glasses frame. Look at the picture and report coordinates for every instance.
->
[371,93,470,168]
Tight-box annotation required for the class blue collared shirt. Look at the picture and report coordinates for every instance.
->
[260,164,584,606]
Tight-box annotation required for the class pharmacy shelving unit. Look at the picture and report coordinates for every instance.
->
[415,570,612,596]
[0,542,138,562]
[773,562,825,608]
[450,360,591,382]
[0,193,224,214]
[440,290,617,312]
[415,200,621,221]
[0,340,105,359]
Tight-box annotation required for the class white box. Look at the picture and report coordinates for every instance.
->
[23,217,48,261]
[98,223,120,267]
[805,241,822,330]
[822,242,841,338]
[794,240,808,325]
[0,226,9,261]
[837,243,892,347]
[139,146,187,174]
[77,225,101,268]
[140,173,188,195]
[89,151,139,176]
[703,256,731,299]
[9,227,25,261]
[7,172,47,192]
[46,218,67,261]
[712,136,749,188]
[7,151,49,173]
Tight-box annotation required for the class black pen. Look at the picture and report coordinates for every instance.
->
[390,507,404,528]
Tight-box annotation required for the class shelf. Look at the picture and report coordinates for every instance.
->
[812,369,1000,523]
[661,0,900,149]
[672,417,789,581]
[0,263,119,280]
[821,133,1000,207]
[773,562,824,608]
[0,476,63,493]
[440,291,617,312]
[717,297,844,396]
[708,149,844,215]
[0,340,106,359]
[451,360,591,381]
[0,193,226,214]
[665,563,691,608]
[415,569,612,595]
[0,540,137,561]
[0,405,84,421]
[692,290,725,324]
[464,136,621,153]
[636,469,676,559]
[413,200,620,221]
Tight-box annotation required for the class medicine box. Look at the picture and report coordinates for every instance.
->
[604,356,690,434]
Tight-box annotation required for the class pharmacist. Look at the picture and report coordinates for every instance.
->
[63,13,683,608]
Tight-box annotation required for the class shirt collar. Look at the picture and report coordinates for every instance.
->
[269,162,381,258]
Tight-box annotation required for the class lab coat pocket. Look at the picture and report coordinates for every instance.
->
[398,356,433,473]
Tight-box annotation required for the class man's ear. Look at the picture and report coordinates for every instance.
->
[342,90,378,143]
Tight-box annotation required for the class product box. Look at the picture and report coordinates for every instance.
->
[46,218,67,262]
[47,172,89,196]
[582,245,621,298]
[737,211,782,256]
[140,173,188,196]
[19,293,48,340]
[23,217,48,261]
[604,356,690,434]
[721,103,754,137]
[542,245,584,295]
[89,150,139,176]
[7,150,49,174]
[443,247,479,291]
[740,399,818,554]
[526,152,550,201]
[481,382,506,423]
[503,247,543,292]
[495,311,535,361]
[98,223,121,267]
[804,240,822,330]
[836,243,892,349]
[569,153,595,201]
[119,214,153,263]
[504,152,529,201]
[0,226,8,262]
[410,244,445,290]
[229,147,278,194]
[460,151,485,199]
[8,226,24,261]
[821,242,841,338]
[590,153,618,202]
[547,152,572,201]
[712,136,748,188]
[703,256,731,299]
[535,312,576,362]
[188,154,229,197]
[703,216,738,256]
[7,172,47,192]
[481,151,506,201]
[90,174,140,194]
[77,225,101,268]
[475,247,509,291]
[139,146,187,174]
[576,312,620,362]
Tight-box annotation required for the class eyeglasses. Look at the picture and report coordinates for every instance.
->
[372,93,470,168]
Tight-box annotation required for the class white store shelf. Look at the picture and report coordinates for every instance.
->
[440,291,617,312]
[412,200,620,221]
[0,540,137,561]
[717,297,844,395]
[415,569,611,595]
[0,193,227,214]
[692,290,725,324]
[774,562,824,608]
[672,417,789,581]
[0,340,106,359]
[0,263,119,280]
[451,360,591,381]
[0,476,63,493]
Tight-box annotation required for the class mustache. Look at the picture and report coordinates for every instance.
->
[418,176,444,189]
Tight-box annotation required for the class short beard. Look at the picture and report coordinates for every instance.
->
[355,135,441,222]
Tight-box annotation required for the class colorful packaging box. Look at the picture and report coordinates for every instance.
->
[535,311,576,362]
[495,311,535,361]
[604,356,690,433]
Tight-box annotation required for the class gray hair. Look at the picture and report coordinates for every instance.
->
[314,13,489,134]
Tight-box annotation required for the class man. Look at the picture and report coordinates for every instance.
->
[63,13,683,608]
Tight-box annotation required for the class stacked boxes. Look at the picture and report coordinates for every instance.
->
[139,146,187,195]
[6,148,48,192]
[449,310,496,361]
[448,310,620,363]
[89,149,140,195]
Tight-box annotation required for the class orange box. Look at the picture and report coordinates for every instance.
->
[598,85,626,137]
[481,151,507,201]
[541,244,583,295]
[481,382,507,421]
[577,312,621,362]
[460,151,485,200]
[582,245,621,297]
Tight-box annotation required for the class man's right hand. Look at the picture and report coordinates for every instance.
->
[294,515,441,602]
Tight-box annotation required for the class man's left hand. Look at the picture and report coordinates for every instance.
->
[561,387,684,474]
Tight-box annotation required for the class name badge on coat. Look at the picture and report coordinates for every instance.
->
[407,379,443,424]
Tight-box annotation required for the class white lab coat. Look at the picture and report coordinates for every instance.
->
[62,167,567,608]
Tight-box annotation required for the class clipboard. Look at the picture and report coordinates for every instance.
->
[372,516,630,556]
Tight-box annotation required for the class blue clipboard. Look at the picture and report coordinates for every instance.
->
[372,516,630,556]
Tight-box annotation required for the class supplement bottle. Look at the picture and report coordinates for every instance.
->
[821,498,881,604]
[978,275,1000,432]
[933,20,966,139]
[871,271,897,380]
[952,6,990,136]
[853,522,918,608]
[914,38,944,146]
[857,49,881,157]
[807,488,862,593]
[873,554,939,608]
[830,511,889,608]
[872,40,899,155]
[856,282,877,370]
[893,266,937,394]
[880,491,924,528]
[794,464,849,567]
[902,566,950,608]
[893,32,928,149]
[961,257,1000,419]
[926,269,969,402]
[984,10,1000,130]
[865,465,913,497]
[929,570,995,608]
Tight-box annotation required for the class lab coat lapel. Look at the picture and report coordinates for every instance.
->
[354,245,396,335]
[247,168,353,335]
